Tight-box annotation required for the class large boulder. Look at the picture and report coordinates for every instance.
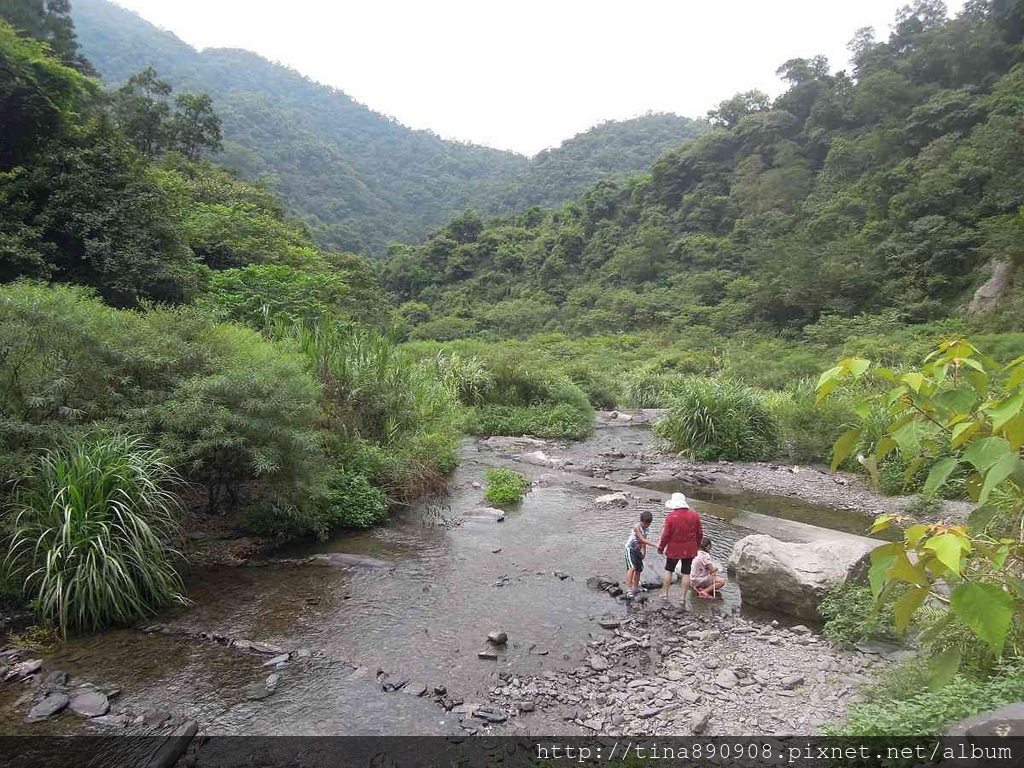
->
[729,534,876,621]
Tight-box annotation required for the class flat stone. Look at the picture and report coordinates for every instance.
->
[678,687,701,704]
[143,709,171,727]
[27,694,69,721]
[6,659,42,681]
[44,670,69,687]
[88,714,128,729]
[487,631,508,645]
[262,653,290,667]
[638,706,663,718]
[406,681,427,697]
[473,707,507,723]
[265,673,281,691]
[518,700,535,712]
[248,641,286,655]
[589,656,610,671]
[478,649,499,660]
[781,674,805,690]
[598,619,622,630]
[690,710,712,734]
[69,692,109,718]
[790,625,812,635]
[715,669,738,689]
[594,492,630,508]
[245,682,274,701]
[296,648,312,659]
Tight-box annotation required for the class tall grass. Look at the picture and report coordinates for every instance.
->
[654,378,778,461]
[5,434,189,634]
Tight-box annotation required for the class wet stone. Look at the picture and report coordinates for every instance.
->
[142,709,171,727]
[27,693,69,721]
[478,649,499,660]
[70,692,109,718]
[44,670,69,687]
[406,682,427,697]
[262,653,290,667]
[487,631,508,645]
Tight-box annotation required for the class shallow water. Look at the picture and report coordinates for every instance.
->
[1,427,872,735]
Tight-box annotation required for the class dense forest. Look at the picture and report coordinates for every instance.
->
[1,0,1023,739]
[70,0,706,253]
[383,0,1024,340]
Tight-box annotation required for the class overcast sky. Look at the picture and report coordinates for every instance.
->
[107,0,965,155]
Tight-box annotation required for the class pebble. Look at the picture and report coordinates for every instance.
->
[487,631,508,645]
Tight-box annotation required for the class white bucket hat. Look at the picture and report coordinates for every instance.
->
[665,492,689,509]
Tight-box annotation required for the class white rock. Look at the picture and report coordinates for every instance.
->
[594,492,630,508]
[729,534,876,621]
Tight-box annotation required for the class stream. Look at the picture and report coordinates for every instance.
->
[0,422,880,736]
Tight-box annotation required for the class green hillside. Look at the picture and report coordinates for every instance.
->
[384,0,1024,339]
[70,0,705,253]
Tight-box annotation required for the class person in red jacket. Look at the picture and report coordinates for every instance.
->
[657,492,704,603]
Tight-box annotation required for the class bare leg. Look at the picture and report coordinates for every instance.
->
[661,571,672,599]
[679,574,691,604]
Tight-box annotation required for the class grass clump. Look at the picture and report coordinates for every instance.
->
[5,433,189,635]
[483,468,529,505]
[466,404,592,439]
[819,582,902,647]
[654,378,778,461]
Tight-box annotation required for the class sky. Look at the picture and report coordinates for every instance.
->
[107,0,966,156]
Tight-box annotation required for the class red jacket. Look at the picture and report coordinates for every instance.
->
[658,507,703,559]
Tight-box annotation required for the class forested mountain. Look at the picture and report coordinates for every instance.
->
[383,0,1024,340]
[69,0,705,253]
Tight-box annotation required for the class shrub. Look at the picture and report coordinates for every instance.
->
[318,469,389,529]
[654,378,779,460]
[483,468,529,505]
[466,404,592,439]
[5,433,189,634]
[819,582,902,646]
[831,662,1024,736]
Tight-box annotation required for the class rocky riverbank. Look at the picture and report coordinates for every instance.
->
[485,601,901,736]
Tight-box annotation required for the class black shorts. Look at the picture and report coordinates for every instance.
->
[665,557,693,575]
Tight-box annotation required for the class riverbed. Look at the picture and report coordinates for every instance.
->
[0,418,898,739]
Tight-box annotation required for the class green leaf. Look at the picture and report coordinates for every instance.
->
[962,437,1012,473]
[902,372,925,392]
[950,581,1015,654]
[923,532,970,575]
[876,435,897,461]
[928,647,962,690]
[987,392,1024,432]
[849,358,870,377]
[831,428,863,472]
[868,542,902,597]
[967,505,999,536]
[893,585,928,630]
[1002,413,1024,451]
[978,452,1021,505]
[890,549,929,587]
[870,514,895,534]
[922,457,958,498]
[935,387,978,416]
[951,421,980,449]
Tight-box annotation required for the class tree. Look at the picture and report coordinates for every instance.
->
[707,90,771,128]
[170,92,222,160]
[113,67,173,157]
[0,0,90,71]
[819,339,1024,677]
